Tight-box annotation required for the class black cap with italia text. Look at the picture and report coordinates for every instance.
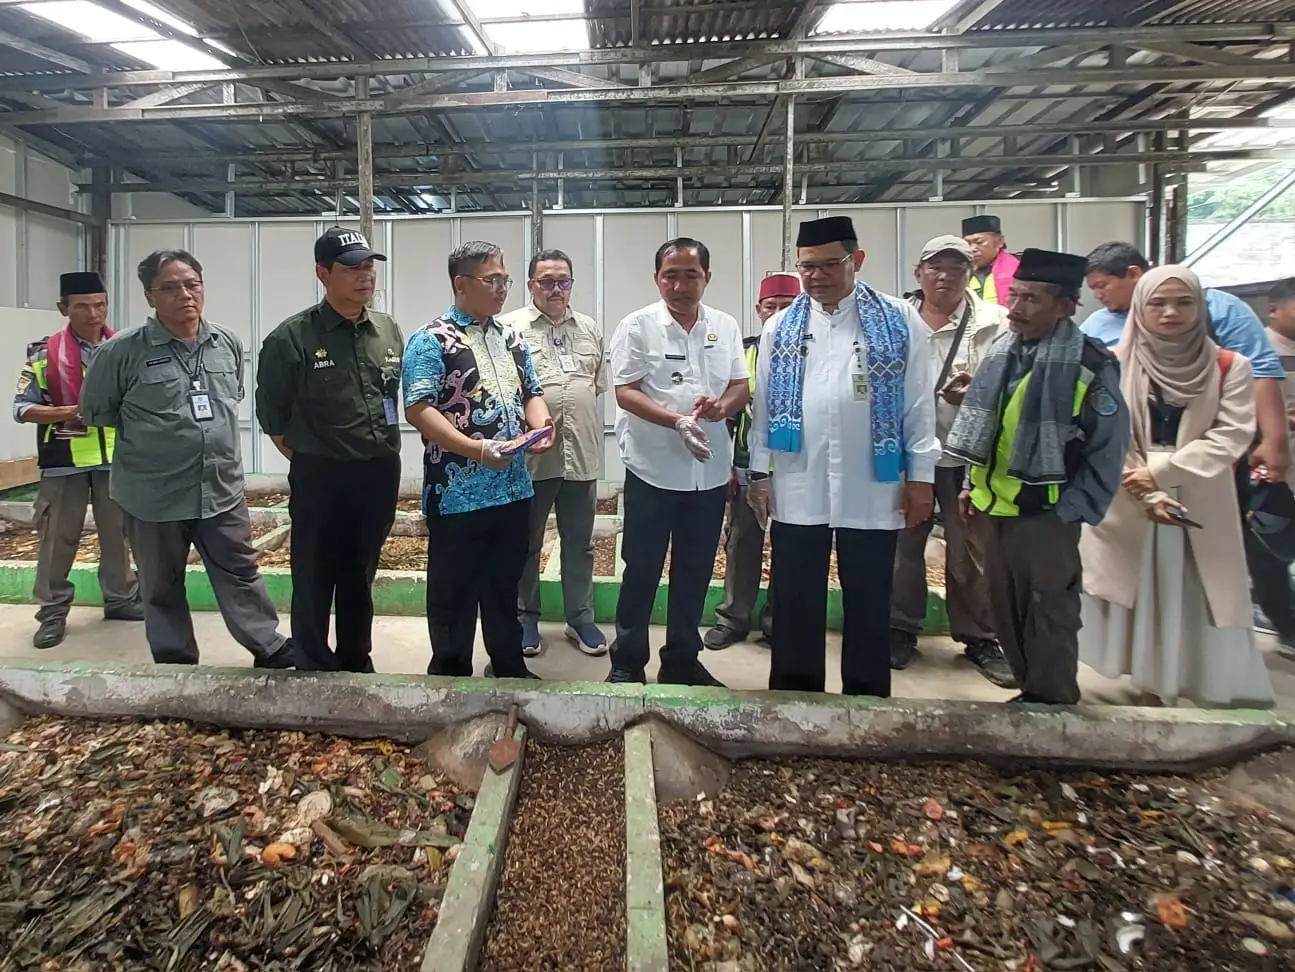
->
[314,226,387,266]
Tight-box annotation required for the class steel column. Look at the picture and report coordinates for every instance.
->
[782,95,796,270]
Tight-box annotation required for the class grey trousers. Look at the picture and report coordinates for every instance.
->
[715,482,770,635]
[126,503,286,665]
[890,465,995,642]
[518,477,596,626]
[33,470,137,623]
[981,512,1083,704]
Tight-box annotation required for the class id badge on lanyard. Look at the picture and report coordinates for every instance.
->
[189,379,214,422]
[553,332,576,373]
[851,341,870,402]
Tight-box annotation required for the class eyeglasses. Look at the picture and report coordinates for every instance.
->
[463,274,512,291]
[151,280,204,297]
[794,254,853,276]
[533,278,574,292]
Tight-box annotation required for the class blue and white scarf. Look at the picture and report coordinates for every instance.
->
[766,281,910,483]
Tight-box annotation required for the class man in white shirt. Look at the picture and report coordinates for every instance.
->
[606,238,751,686]
[748,216,940,697]
[891,235,1015,688]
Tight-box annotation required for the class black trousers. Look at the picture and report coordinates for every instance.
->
[611,471,727,675]
[288,452,399,672]
[768,522,898,697]
[425,499,531,677]
[1247,525,1295,639]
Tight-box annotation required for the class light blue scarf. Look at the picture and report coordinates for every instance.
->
[766,282,910,483]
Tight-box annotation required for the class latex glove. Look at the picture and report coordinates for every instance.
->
[692,395,726,422]
[747,478,773,531]
[674,415,713,462]
[478,438,513,471]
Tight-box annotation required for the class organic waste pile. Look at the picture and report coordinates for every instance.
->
[480,739,626,972]
[0,717,472,971]
[661,758,1295,971]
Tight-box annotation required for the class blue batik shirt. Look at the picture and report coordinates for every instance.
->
[402,306,544,516]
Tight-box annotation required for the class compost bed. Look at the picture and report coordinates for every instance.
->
[0,522,277,565]
[479,738,626,972]
[0,716,471,971]
[661,757,1295,971]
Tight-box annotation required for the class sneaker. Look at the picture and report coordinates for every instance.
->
[103,600,145,622]
[963,639,1018,689]
[33,618,66,650]
[564,622,608,657]
[703,624,746,651]
[521,618,542,658]
[483,664,541,680]
[606,667,646,684]
[889,630,919,671]
[658,659,726,688]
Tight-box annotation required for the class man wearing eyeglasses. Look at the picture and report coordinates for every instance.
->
[499,249,609,659]
[255,227,404,674]
[403,241,555,680]
[80,249,296,668]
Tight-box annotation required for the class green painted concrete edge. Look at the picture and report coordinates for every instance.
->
[0,559,952,634]
[624,724,668,972]
[420,723,527,972]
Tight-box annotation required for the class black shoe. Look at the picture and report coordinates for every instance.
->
[658,659,726,688]
[103,600,145,622]
[33,618,66,650]
[483,664,541,680]
[703,624,746,651]
[889,630,919,670]
[254,641,297,670]
[1254,604,1279,636]
[1007,692,1059,704]
[963,639,1018,689]
[606,667,646,684]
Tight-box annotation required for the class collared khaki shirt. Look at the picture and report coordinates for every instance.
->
[255,300,404,462]
[500,302,607,482]
[80,316,246,523]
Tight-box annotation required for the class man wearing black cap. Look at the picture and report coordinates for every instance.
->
[747,216,940,697]
[12,271,142,649]
[256,227,405,673]
[962,215,1019,308]
[946,249,1130,705]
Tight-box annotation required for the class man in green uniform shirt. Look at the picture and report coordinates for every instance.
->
[256,227,404,674]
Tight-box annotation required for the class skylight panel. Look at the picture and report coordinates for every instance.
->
[112,39,226,70]
[813,0,961,34]
[19,0,226,70]
[465,0,590,54]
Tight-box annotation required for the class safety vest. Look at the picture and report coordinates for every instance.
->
[732,341,760,469]
[971,272,997,306]
[969,365,1093,517]
[30,356,115,471]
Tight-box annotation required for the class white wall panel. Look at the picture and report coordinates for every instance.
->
[109,199,1147,478]
[677,211,743,323]
[0,307,63,462]
[25,214,78,311]
[0,209,17,307]
[392,219,453,329]
[460,216,528,315]
[123,224,186,326]
[27,153,72,209]
[826,208,899,294]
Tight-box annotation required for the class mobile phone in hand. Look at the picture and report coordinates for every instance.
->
[500,426,554,456]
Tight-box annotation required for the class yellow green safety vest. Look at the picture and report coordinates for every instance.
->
[969,366,1093,517]
[970,272,997,306]
[30,357,115,470]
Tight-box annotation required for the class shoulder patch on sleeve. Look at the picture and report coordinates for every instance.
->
[1090,385,1119,417]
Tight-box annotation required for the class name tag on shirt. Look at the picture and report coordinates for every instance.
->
[383,397,399,426]
[557,353,576,373]
[190,391,214,422]
[851,350,869,402]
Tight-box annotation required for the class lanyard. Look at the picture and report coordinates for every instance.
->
[169,339,206,389]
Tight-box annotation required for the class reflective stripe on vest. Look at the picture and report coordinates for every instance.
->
[734,342,760,462]
[971,272,998,306]
[30,358,115,469]
[969,366,1092,517]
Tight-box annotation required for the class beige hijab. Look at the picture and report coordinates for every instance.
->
[1116,265,1221,461]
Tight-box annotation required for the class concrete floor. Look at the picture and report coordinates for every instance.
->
[2,603,1294,708]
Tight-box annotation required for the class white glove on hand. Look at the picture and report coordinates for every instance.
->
[478,438,512,470]
[674,416,713,462]
[747,478,773,530]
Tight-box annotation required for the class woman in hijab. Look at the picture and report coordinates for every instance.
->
[1079,265,1274,708]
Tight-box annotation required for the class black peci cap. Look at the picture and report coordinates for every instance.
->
[962,215,1002,236]
[59,271,106,297]
[314,226,387,266]
[796,215,857,248]
[1014,248,1088,293]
